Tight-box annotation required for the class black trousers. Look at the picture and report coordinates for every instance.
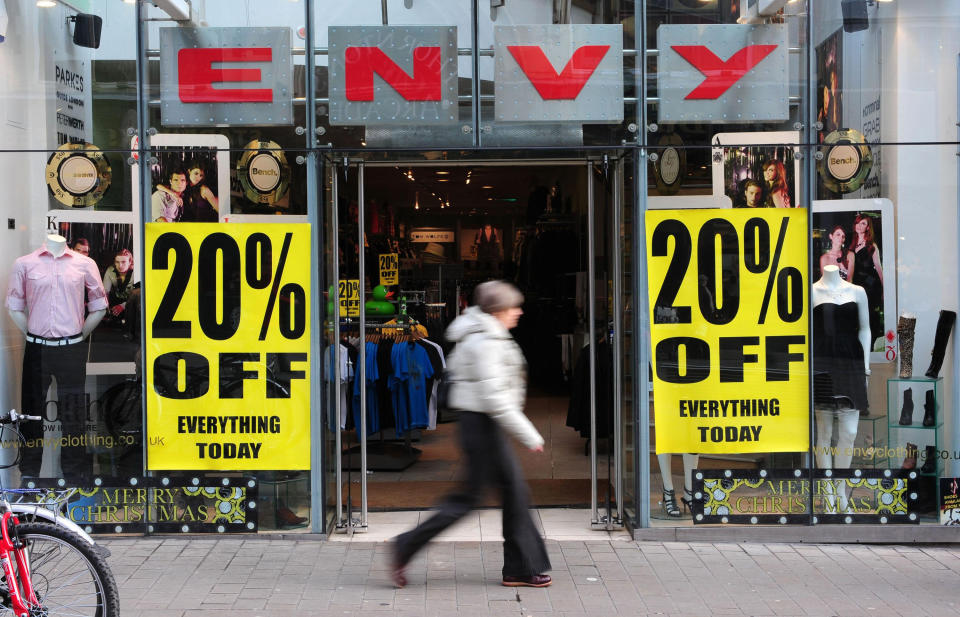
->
[394,411,551,577]
[20,339,90,479]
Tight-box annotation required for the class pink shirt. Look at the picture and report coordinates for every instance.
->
[5,247,108,338]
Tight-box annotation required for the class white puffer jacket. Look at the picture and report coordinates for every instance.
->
[445,306,544,450]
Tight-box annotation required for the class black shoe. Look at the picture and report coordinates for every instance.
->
[920,446,937,474]
[502,574,552,588]
[391,542,408,588]
[898,388,914,425]
[662,489,681,518]
[925,310,956,378]
[923,389,937,427]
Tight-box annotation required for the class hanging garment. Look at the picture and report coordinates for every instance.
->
[351,342,380,435]
[324,343,352,431]
[566,341,614,439]
[417,338,446,429]
[388,341,435,437]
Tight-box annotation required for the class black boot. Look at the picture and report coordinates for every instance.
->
[898,388,914,425]
[923,389,937,427]
[925,310,957,378]
[920,445,937,474]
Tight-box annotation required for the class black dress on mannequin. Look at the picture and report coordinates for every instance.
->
[813,302,868,413]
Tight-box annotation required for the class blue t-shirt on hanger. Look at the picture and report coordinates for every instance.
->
[388,341,434,436]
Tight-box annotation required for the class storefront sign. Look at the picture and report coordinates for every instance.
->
[409,228,455,243]
[657,24,788,123]
[818,128,873,194]
[45,143,112,208]
[145,224,311,470]
[53,60,91,146]
[494,25,623,123]
[339,279,360,317]
[379,253,399,286]
[237,140,291,205]
[328,26,459,125]
[159,27,293,126]
[691,469,919,525]
[646,208,809,453]
[24,478,258,534]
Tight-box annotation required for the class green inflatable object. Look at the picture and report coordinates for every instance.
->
[365,284,395,314]
[365,299,396,315]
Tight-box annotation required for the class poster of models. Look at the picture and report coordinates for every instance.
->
[812,198,896,359]
[816,28,843,199]
[816,28,843,143]
[712,131,800,209]
[131,134,230,223]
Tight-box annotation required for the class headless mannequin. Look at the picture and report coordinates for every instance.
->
[7,234,106,479]
[657,453,699,517]
[811,265,871,512]
[8,235,105,338]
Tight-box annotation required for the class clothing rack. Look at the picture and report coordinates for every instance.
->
[338,316,433,471]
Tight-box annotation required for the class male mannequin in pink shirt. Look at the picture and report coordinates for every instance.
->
[6,234,107,480]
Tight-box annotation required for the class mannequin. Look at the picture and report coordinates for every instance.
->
[6,234,107,480]
[657,453,699,517]
[811,264,871,513]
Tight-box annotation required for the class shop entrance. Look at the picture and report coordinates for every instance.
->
[324,157,633,535]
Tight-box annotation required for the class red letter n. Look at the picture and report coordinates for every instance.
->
[344,47,442,102]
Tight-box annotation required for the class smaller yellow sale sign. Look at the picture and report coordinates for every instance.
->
[379,253,399,286]
[339,279,360,317]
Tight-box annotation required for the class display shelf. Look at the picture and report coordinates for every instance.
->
[258,473,310,530]
[853,414,888,469]
[887,377,944,510]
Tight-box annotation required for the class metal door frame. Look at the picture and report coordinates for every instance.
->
[327,154,629,533]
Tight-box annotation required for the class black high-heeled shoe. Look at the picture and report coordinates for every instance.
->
[662,489,681,517]
[681,488,694,513]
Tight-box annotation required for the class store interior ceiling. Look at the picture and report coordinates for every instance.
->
[363,165,570,216]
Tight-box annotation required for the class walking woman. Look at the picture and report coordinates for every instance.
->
[392,280,551,588]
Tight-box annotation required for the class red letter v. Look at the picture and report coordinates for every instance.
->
[507,45,610,100]
[671,44,777,100]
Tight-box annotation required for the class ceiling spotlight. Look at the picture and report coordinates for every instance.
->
[37,0,56,6]
[445,200,451,208]
[437,178,448,182]
[123,0,136,4]
[406,169,414,181]
[481,185,493,189]
[435,170,449,175]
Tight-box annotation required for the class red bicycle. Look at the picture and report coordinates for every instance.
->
[0,411,119,617]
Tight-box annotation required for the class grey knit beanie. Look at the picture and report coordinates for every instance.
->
[474,280,524,314]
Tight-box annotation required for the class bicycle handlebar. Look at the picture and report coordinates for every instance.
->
[5,410,40,424]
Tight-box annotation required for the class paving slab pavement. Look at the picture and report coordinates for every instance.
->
[105,533,960,616]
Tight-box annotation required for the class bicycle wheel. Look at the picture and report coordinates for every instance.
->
[0,522,119,617]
